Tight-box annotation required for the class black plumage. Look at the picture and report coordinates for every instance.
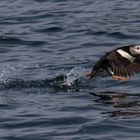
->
[90,45,140,79]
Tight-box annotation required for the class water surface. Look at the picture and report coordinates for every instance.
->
[0,0,140,140]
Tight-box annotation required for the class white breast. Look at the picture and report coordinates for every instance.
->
[116,49,135,62]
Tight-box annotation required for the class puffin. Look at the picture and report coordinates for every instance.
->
[86,44,140,80]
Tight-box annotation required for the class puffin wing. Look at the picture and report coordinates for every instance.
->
[134,55,140,64]
[108,51,140,77]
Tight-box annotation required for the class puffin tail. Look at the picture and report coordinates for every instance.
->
[90,70,97,79]
[85,70,97,79]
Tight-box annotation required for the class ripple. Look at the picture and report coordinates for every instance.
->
[36,26,64,33]
[0,36,46,46]
[1,0,140,139]
[86,30,140,39]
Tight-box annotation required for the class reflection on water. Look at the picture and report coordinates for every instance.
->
[106,110,140,118]
[90,91,140,118]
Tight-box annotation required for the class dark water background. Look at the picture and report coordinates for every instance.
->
[0,0,140,140]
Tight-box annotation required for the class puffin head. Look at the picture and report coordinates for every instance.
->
[130,45,140,56]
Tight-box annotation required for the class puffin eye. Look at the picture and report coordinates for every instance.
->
[137,47,140,50]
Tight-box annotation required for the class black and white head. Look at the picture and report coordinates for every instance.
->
[130,45,140,56]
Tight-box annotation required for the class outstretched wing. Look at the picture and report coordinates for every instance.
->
[107,51,140,77]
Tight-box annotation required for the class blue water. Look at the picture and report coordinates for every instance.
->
[0,0,140,140]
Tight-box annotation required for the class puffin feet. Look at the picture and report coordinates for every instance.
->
[112,75,129,81]
[85,72,129,81]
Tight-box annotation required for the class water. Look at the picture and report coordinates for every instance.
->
[0,0,140,139]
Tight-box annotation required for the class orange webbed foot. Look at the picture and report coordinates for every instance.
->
[112,75,129,81]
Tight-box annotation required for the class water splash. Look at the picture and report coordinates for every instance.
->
[0,65,16,83]
[63,67,85,86]
[0,65,90,91]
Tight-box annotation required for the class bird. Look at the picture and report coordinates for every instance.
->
[86,44,140,80]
